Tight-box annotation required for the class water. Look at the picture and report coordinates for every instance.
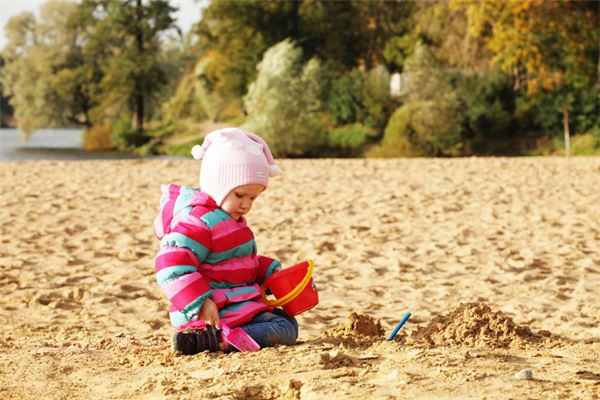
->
[0,128,141,161]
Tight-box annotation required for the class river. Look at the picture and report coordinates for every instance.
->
[0,128,144,161]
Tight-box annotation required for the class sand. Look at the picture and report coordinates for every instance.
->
[1,157,599,399]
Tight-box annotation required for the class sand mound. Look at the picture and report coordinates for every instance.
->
[412,303,538,348]
[325,312,384,338]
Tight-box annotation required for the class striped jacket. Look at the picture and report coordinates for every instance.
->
[153,184,281,329]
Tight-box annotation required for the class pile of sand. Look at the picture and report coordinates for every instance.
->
[412,303,538,348]
[325,312,384,338]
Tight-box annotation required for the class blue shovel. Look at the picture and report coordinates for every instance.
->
[386,311,411,341]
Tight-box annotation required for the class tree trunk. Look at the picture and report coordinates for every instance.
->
[365,2,383,70]
[134,0,144,134]
[289,0,301,40]
[563,103,570,158]
[597,32,600,92]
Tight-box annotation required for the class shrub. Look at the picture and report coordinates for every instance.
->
[111,115,151,151]
[327,71,368,125]
[328,124,374,156]
[161,70,208,123]
[243,40,326,157]
[368,100,462,157]
[82,124,114,151]
[362,65,392,130]
[326,66,392,130]
[457,70,517,154]
[571,132,600,156]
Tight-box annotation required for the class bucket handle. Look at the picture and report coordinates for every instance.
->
[260,260,314,307]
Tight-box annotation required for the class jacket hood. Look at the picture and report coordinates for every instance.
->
[154,184,217,239]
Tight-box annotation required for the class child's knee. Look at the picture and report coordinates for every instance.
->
[274,317,298,344]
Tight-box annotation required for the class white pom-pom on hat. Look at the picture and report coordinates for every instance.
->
[269,163,281,177]
[191,144,205,160]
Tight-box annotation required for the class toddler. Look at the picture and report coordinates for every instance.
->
[153,128,298,354]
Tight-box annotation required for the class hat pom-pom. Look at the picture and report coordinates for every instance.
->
[269,164,281,177]
[191,145,205,160]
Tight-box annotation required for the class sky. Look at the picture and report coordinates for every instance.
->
[0,0,207,50]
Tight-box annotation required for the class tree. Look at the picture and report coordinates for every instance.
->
[79,0,177,134]
[242,39,326,156]
[455,0,599,138]
[1,2,98,136]
[194,0,412,100]
[0,55,15,127]
[1,0,178,138]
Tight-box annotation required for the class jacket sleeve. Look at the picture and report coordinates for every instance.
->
[255,255,282,285]
[155,216,213,317]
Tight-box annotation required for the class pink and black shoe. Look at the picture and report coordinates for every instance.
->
[172,325,223,355]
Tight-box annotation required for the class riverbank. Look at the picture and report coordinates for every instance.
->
[1,158,599,399]
[0,129,142,161]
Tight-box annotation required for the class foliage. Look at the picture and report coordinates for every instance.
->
[326,65,392,134]
[0,56,13,127]
[362,65,393,130]
[2,0,598,157]
[111,115,151,151]
[78,0,178,133]
[82,124,114,151]
[327,71,368,125]
[1,0,178,139]
[328,124,373,155]
[456,69,518,154]
[243,40,326,157]
[1,2,97,137]
[379,100,463,157]
[570,133,600,156]
[455,0,598,94]
[161,66,208,124]
[369,42,463,157]
[453,0,599,146]
[411,1,492,73]
[195,0,412,100]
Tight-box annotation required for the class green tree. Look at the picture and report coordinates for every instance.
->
[370,42,463,157]
[1,0,178,140]
[0,55,15,127]
[79,0,177,134]
[194,0,411,99]
[1,2,98,136]
[456,0,599,139]
[242,39,326,156]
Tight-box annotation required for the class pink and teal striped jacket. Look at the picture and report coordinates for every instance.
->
[154,184,281,330]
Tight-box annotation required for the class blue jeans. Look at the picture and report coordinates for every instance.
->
[239,308,298,348]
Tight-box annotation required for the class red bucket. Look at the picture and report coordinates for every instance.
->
[260,260,318,316]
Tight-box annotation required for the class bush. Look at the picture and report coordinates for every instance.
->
[82,124,114,151]
[328,124,373,156]
[111,115,151,151]
[326,66,392,130]
[368,100,462,157]
[243,40,327,156]
[571,132,600,156]
[457,70,517,155]
[161,70,208,123]
[327,71,368,125]
[362,65,392,130]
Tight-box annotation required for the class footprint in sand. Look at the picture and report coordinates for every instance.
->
[115,283,158,301]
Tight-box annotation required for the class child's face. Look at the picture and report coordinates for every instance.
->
[220,184,265,221]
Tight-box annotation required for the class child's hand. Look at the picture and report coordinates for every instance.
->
[199,298,220,329]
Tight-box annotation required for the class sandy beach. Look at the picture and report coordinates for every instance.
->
[1,157,599,399]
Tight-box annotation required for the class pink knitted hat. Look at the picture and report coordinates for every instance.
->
[191,128,280,205]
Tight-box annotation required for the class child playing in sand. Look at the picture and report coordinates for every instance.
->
[153,128,298,355]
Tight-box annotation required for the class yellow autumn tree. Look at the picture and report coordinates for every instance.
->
[453,0,598,94]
